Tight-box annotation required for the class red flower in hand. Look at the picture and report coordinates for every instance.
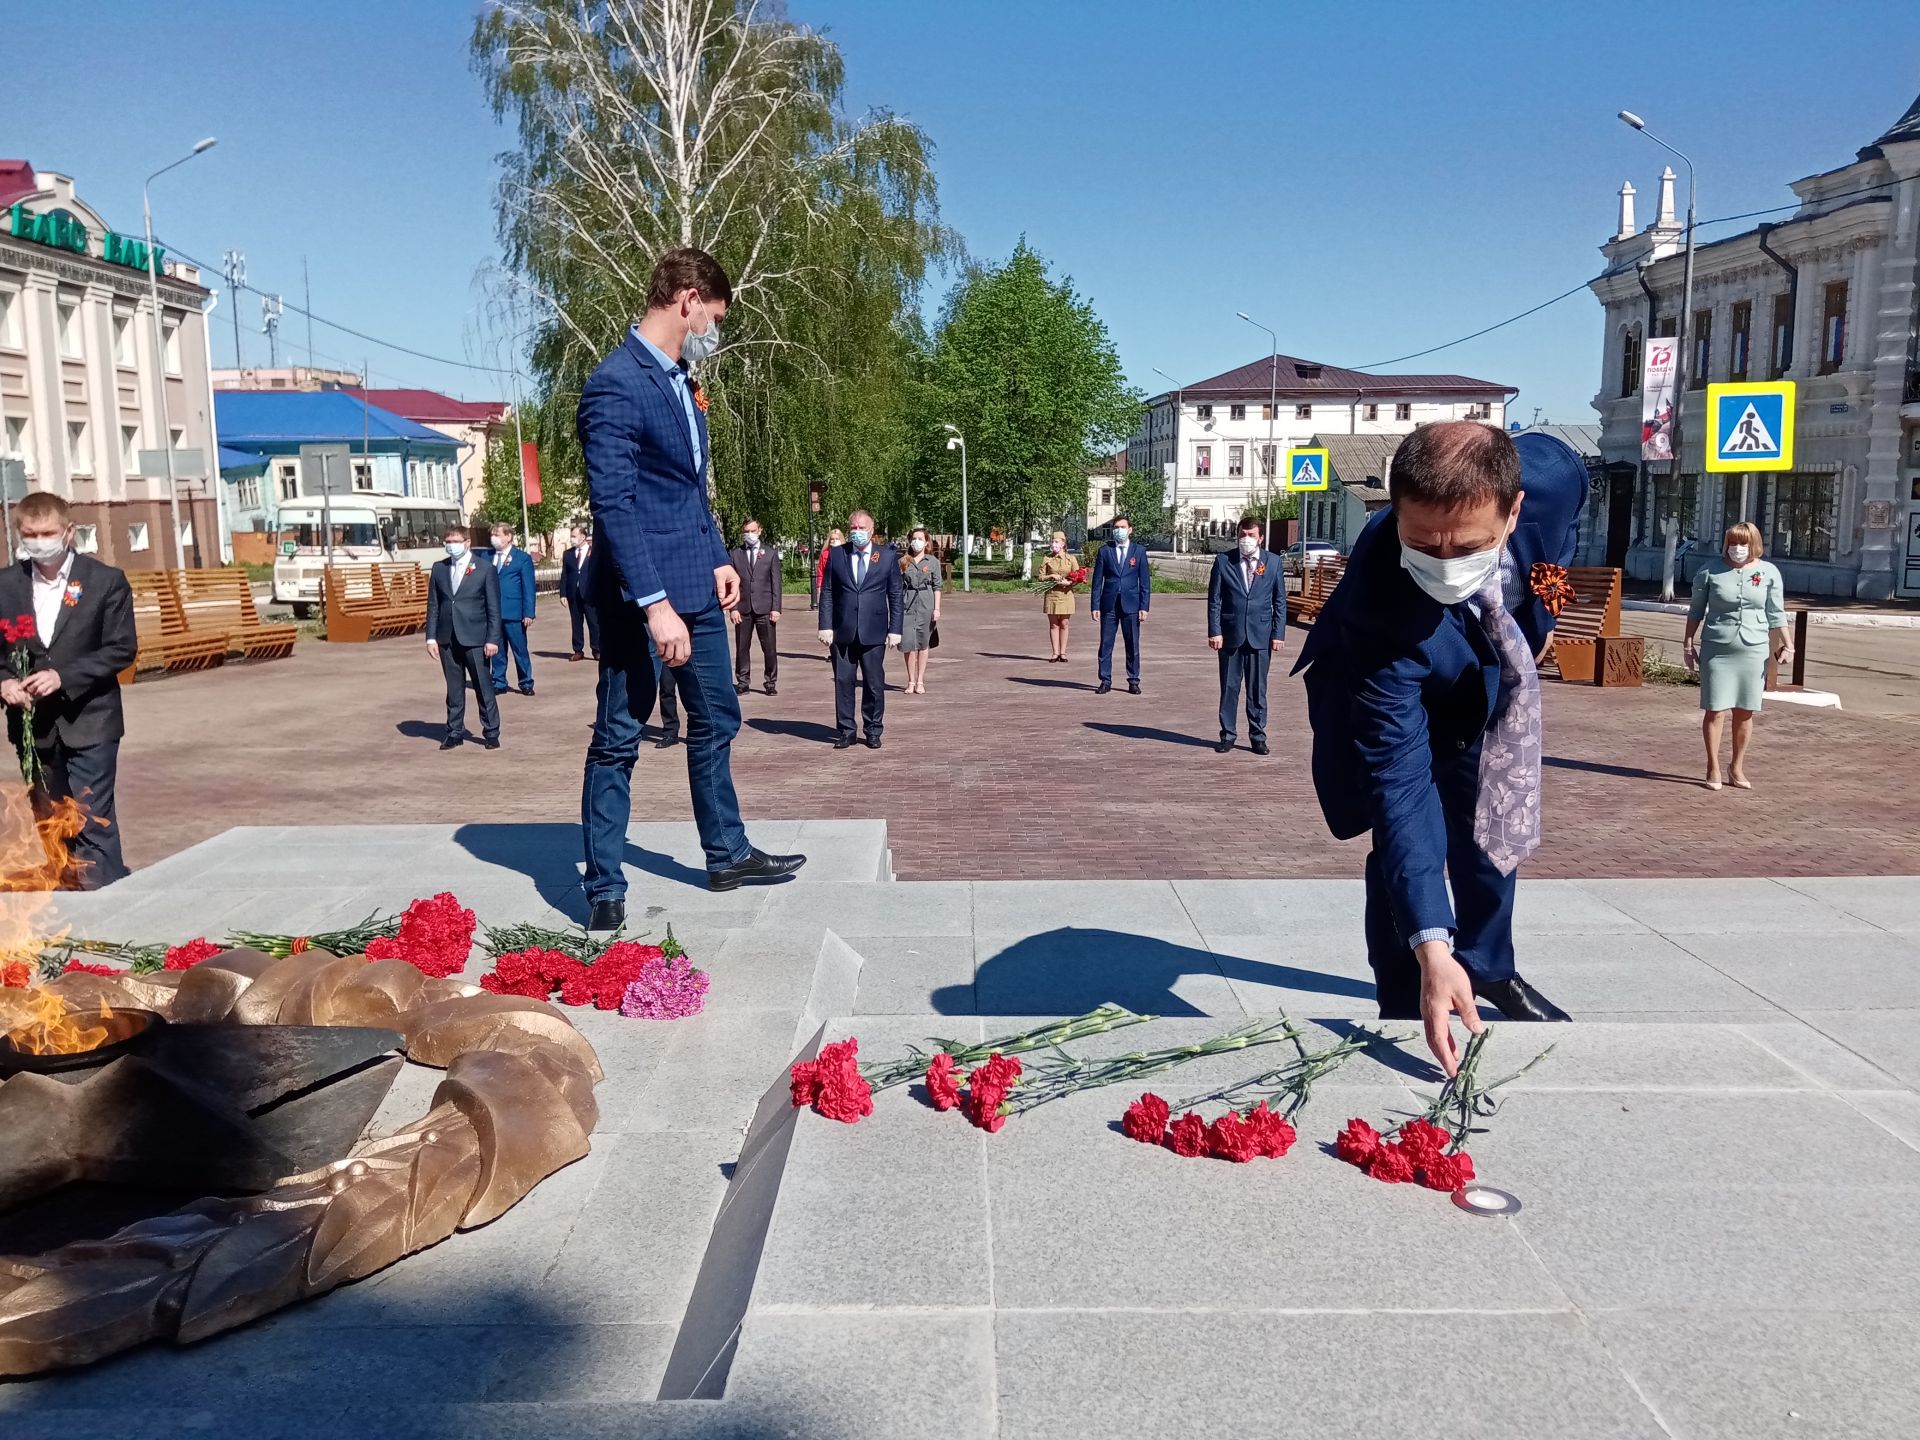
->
[1366,1144,1416,1184]
[0,613,35,645]
[1335,1118,1384,1168]
[1121,1092,1170,1145]
[925,1053,961,1111]
[1166,1111,1209,1157]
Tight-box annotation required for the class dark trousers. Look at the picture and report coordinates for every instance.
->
[491,619,533,691]
[734,613,777,687]
[1363,742,1517,1019]
[1097,609,1141,684]
[1217,643,1272,743]
[568,599,601,658]
[652,635,682,735]
[442,642,500,742]
[30,738,128,889]
[832,640,886,739]
[582,597,748,896]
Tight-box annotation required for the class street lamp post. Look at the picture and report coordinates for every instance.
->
[1619,110,1697,542]
[143,137,217,571]
[1151,366,1183,552]
[1236,311,1280,543]
[942,424,969,593]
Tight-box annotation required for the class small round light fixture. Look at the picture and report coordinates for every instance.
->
[1453,1184,1522,1218]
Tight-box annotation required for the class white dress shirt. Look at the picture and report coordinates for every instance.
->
[31,550,76,645]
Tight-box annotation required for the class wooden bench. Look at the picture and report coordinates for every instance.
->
[322,563,420,643]
[1544,566,1640,686]
[118,572,230,684]
[375,563,429,629]
[1291,555,1347,625]
[175,569,298,663]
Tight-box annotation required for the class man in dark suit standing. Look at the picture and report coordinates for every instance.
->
[560,522,600,662]
[0,494,137,888]
[577,246,804,925]
[1090,515,1150,694]
[1206,516,1287,755]
[818,508,901,749]
[728,517,781,696]
[1294,424,1585,1074]
[487,523,538,696]
[425,525,501,750]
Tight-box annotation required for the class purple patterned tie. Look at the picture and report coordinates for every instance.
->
[1472,575,1542,874]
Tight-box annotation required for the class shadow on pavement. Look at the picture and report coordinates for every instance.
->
[395,720,445,741]
[1005,675,1094,691]
[745,717,840,744]
[1083,721,1213,748]
[454,822,709,915]
[1543,754,1699,786]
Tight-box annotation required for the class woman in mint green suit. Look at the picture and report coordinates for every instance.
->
[1683,522,1790,791]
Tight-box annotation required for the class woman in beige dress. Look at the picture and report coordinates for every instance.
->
[1039,530,1077,662]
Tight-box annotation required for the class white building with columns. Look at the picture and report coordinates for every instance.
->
[1589,88,1920,599]
[0,159,221,567]
[1126,355,1512,540]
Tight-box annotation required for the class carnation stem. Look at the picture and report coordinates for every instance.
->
[1398,1027,1558,1151]
[861,1005,1154,1093]
[1003,1015,1306,1115]
[1167,1028,1376,1116]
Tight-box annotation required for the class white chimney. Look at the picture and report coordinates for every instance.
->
[1616,181,1637,241]
[1655,166,1677,228]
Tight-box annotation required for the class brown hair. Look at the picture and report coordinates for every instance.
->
[1239,515,1264,535]
[1723,521,1764,559]
[15,492,71,526]
[646,247,734,311]
[1389,421,1520,515]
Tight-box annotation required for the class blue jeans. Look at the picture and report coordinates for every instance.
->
[491,619,533,691]
[581,596,749,897]
[33,739,128,889]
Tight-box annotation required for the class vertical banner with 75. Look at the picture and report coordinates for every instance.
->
[1641,337,1678,463]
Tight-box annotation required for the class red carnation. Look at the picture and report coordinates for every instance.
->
[1366,1144,1416,1184]
[1419,1151,1477,1192]
[0,613,35,645]
[789,1059,821,1108]
[1397,1118,1449,1165]
[1246,1101,1297,1158]
[62,959,123,977]
[925,1053,961,1111]
[1167,1111,1210,1157]
[1206,1110,1261,1164]
[1,960,31,988]
[814,1038,874,1124]
[962,1053,1022,1133]
[1335,1117,1384,1168]
[1121,1092,1171,1145]
[163,937,223,971]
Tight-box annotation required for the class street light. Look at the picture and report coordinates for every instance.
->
[1151,366,1183,552]
[1618,109,1697,527]
[1235,311,1280,541]
[941,424,970,593]
[144,136,217,570]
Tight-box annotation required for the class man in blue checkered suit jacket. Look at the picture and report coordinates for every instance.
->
[576,248,805,928]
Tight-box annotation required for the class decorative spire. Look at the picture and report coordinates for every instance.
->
[1655,166,1677,228]
[1873,88,1920,146]
[1616,180,1637,241]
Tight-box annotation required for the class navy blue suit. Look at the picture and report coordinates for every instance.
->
[488,546,538,692]
[821,543,903,740]
[1292,433,1586,1017]
[561,542,600,658]
[1090,540,1151,686]
[577,330,747,891]
[1207,547,1288,745]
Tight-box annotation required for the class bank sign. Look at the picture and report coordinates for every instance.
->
[6,204,164,275]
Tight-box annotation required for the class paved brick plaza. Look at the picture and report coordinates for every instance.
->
[115,591,1919,880]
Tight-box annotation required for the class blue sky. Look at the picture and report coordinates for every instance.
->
[9,1,1915,422]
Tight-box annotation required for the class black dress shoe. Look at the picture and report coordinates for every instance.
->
[1094,681,1112,694]
[655,731,680,749]
[708,847,807,892]
[866,735,882,749]
[1251,739,1270,755]
[482,737,501,750]
[735,682,750,695]
[493,686,510,695]
[1214,738,1235,754]
[1473,974,1571,1022]
[521,687,535,697]
[440,735,464,750]
[586,898,626,933]
[1128,682,1142,695]
[569,653,585,662]
[833,735,855,750]
[764,684,776,696]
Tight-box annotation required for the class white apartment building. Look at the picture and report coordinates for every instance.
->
[1125,354,1513,538]
[0,161,222,567]
[1589,87,1920,599]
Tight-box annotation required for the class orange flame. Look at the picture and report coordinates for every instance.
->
[0,785,90,970]
[0,987,112,1056]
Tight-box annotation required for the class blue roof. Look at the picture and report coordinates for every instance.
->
[214,390,458,448]
[218,445,268,473]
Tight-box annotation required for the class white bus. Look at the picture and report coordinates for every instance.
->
[272,494,464,616]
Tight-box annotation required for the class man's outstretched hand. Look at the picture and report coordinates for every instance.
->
[1414,939,1486,1078]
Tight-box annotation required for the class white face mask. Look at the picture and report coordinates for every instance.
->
[1400,541,1504,606]
[1727,544,1751,565]
[910,537,926,554]
[446,542,468,560]
[1113,528,1131,545]
[682,300,721,365]
[1238,535,1259,559]
[744,532,761,548]
[22,537,67,564]
[1051,540,1065,554]
[492,536,510,552]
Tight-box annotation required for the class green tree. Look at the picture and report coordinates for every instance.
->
[473,396,580,545]
[471,0,954,544]
[912,240,1141,539]
[1115,470,1172,537]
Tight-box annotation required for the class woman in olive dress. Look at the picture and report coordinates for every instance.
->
[898,527,943,694]
[1039,530,1077,662]
[1684,522,1790,791]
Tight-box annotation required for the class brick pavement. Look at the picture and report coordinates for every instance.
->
[103,592,1920,880]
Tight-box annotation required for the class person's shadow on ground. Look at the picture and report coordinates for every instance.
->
[454,822,708,918]
[746,717,840,744]
[931,926,1376,1017]
[1083,721,1214,749]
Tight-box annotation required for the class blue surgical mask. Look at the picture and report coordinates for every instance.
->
[682,302,721,365]
[848,528,870,548]
[1113,528,1131,544]
[446,542,468,560]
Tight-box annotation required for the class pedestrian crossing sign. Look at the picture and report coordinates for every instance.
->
[1285,447,1330,492]
[1706,381,1795,473]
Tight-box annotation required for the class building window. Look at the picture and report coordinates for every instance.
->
[1467,402,1492,420]
[1770,472,1834,561]
[0,289,22,348]
[127,522,150,553]
[352,459,374,492]
[1653,313,1677,338]
[1196,445,1212,476]
[1229,404,1246,421]
[74,524,98,554]
[276,461,299,501]
[1728,301,1752,383]
[1228,445,1245,477]
[1650,470,1700,541]
[1362,402,1379,422]
[1770,292,1793,379]
[1259,443,1275,478]
[113,313,135,367]
[1294,404,1312,420]
[1619,327,1643,398]
[1689,308,1712,388]
[3,415,26,467]
[237,476,261,509]
[1261,404,1276,422]
[1195,404,1213,421]
[178,518,194,549]
[1191,508,1211,525]
[1394,403,1411,421]
[66,421,90,475]
[162,321,181,376]
[122,425,140,472]
[57,300,82,359]
[1099,487,1112,505]
[1819,281,1847,373]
